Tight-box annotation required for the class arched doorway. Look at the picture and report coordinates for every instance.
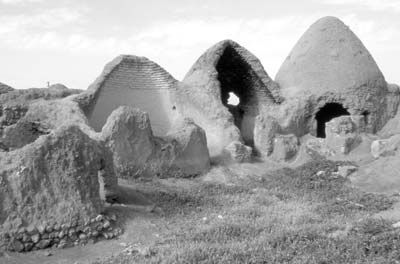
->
[315,103,350,138]
[216,46,260,147]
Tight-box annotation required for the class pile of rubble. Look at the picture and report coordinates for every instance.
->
[2,214,121,252]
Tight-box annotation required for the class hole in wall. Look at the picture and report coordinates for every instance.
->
[216,46,260,147]
[227,92,240,106]
[315,103,350,138]
[362,110,369,125]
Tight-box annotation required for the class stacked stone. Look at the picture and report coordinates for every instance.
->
[1,214,122,252]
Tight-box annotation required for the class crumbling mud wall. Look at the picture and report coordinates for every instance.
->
[378,84,400,138]
[74,55,180,136]
[0,82,13,95]
[101,106,210,179]
[0,125,122,252]
[180,40,281,159]
[4,98,118,195]
[274,16,400,138]
[0,84,82,151]
[216,45,266,146]
[0,125,103,231]
[0,96,121,252]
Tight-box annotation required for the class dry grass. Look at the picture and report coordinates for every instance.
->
[94,159,400,264]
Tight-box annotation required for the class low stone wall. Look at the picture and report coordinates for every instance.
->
[1,213,122,252]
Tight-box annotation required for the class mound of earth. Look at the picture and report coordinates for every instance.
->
[0,82,13,95]
[0,84,83,149]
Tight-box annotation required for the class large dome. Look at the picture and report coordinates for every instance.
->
[275,16,386,97]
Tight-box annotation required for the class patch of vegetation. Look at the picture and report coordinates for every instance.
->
[259,159,395,217]
[138,181,252,216]
[93,160,400,264]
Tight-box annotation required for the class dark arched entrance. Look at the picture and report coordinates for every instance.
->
[216,46,260,147]
[315,103,350,138]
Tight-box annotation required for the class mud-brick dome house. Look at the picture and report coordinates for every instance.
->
[180,40,281,157]
[75,55,180,136]
[274,16,400,138]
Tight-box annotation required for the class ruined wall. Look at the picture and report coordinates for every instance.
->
[180,40,280,158]
[0,94,122,251]
[0,82,13,95]
[0,125,103,234]
[79,55,180,136]
[101,106,210,179]
[379,84,400,138]
[217,45,266,146]
[0,85,83,151]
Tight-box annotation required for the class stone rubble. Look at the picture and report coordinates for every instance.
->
[1,214,121,252]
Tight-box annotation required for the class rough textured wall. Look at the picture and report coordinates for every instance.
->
[1,98,118,199]
[166,117,210,175]
[379,84,400,137]
[101,106,210,179]
[0,84,83,150]
[0,84,81,104]
[274,16,398,136]
[78,55,179,136]
[0,97,121,251]
[180,40,280,157]
[0,125,103,233]
[0,82,13,95]
[101,106,155,178]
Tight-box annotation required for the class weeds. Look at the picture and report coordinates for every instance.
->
[94,160,400,264]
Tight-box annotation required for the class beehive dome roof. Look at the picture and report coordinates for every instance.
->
[275,16,386,97]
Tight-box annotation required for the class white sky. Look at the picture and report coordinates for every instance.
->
[0,0,399,89]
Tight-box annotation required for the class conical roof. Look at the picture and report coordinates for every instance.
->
[183,39,280,102]
[275,16,386,97]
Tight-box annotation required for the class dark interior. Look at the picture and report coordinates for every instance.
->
[216,46,260,147]
[315,103,350,138]
[362,110,370,126]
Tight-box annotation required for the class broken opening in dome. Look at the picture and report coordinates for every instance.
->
[216,46,261,147]
[227,92,240,106]
[315,103,350,138]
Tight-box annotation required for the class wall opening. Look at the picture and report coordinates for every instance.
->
[216,46,260,147]
[362,110,370,125]
[227,92,240,106]
[315,103,350,138]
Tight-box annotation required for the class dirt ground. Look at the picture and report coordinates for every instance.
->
[2,154,400,264]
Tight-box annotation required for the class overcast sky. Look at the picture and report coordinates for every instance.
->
[0,0,399,89]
